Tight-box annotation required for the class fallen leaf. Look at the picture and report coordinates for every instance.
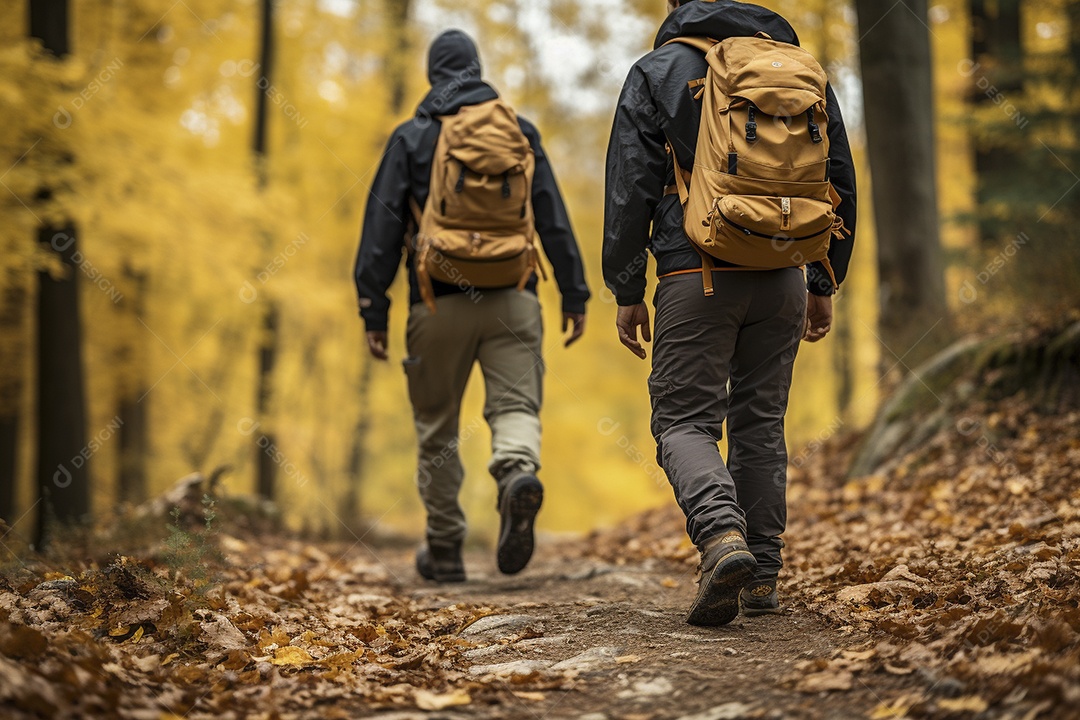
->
[870,699,912,719]
[938,696,989,713]
[615,654,642,664]
[795,670,853,693]
[511,691,545,702]
[271,646,314,667]
[414,688,471,710]
[200,613,248,653]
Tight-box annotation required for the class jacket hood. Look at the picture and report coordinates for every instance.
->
[427,29,482,85]
[418,30,498,117]
[654,0,799,49]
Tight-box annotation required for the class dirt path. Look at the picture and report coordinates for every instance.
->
[358,545,928,720]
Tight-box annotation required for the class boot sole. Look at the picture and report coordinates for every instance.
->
[496,475,543,575]
[686,551,757,626]
[740,604,783,617]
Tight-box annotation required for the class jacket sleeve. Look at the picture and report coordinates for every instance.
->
[354,129,410,331]
[526,125,591,314]
[603,64,668,306]
[808,82,858,296]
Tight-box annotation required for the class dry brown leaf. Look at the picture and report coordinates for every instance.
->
[615,654,643,664]
[414,688,471,710]
[870,698,914,719]
[795,670,853,693]
[937,696,989,713]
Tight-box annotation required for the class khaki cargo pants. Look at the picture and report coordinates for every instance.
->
[404,289,544,545]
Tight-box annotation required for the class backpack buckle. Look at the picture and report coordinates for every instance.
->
[745,104,757,142]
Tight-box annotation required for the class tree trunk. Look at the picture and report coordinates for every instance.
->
[35,224,90,542]
[256,305,278,500]
[0,415,17,522]
[30,0,90,545]
[969,0,1024,245]
[253,0,279,501]
[117,266,148,504]
[117,397,147,504]
[0,276,26,522]
[854,0,949,368]
[383,0,413,115]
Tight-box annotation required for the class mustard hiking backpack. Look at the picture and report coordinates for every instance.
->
[411,99,544,312]
[665,34,848,295]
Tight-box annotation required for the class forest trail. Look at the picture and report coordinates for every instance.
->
[3,348,1078,720]
[361,545,928,720]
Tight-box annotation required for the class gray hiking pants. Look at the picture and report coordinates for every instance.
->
[649,270,806,580]
[404,290,544,545]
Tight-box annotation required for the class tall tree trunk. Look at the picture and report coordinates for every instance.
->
[35,224,90,544]
[30,0,90,546]
[255,305,278,500]
[969,0,1024,245]
[854,0,949,367]
[253,0,279,501]
[0,277,26,522]
[117,266,148,504]
[0,416,17,522]
[383,0,413,114]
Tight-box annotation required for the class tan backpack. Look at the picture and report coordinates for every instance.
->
[664,34,847,295]
[411,99,544,312]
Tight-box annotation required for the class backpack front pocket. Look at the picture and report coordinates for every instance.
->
[700,194,834,268]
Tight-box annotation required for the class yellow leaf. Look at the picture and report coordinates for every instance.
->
[414,689,471,710]
[511,691,546,702]
[109,625,132,637]
[131,626,145,643]
[938,696,988,713]
[161,653,179,666]
[870,701,911,719]
[271,646,314,667]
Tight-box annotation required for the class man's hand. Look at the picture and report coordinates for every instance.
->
[563,312,586,348]
[616,303,651,359]
[366,331,389,360]
[804,294,833,343]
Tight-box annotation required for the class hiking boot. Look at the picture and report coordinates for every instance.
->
[415,538,466,583]
[686,531,757,626]
[740,580,782,616]
[496,471,544,575]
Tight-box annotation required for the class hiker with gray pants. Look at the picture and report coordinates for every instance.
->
[354,30,590,582]
[604,0,857,625]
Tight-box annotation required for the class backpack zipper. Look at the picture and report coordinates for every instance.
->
[717,208,830,241]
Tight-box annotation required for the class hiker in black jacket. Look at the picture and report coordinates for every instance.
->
[354,30,590,582]
[604,0,857,624]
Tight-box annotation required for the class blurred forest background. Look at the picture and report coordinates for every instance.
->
[1,0,1078,547]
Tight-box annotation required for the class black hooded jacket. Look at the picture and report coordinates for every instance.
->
[603,0,857,304]
[354,30,590,331]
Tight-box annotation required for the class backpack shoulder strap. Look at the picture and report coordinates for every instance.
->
[661,36,718,54]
